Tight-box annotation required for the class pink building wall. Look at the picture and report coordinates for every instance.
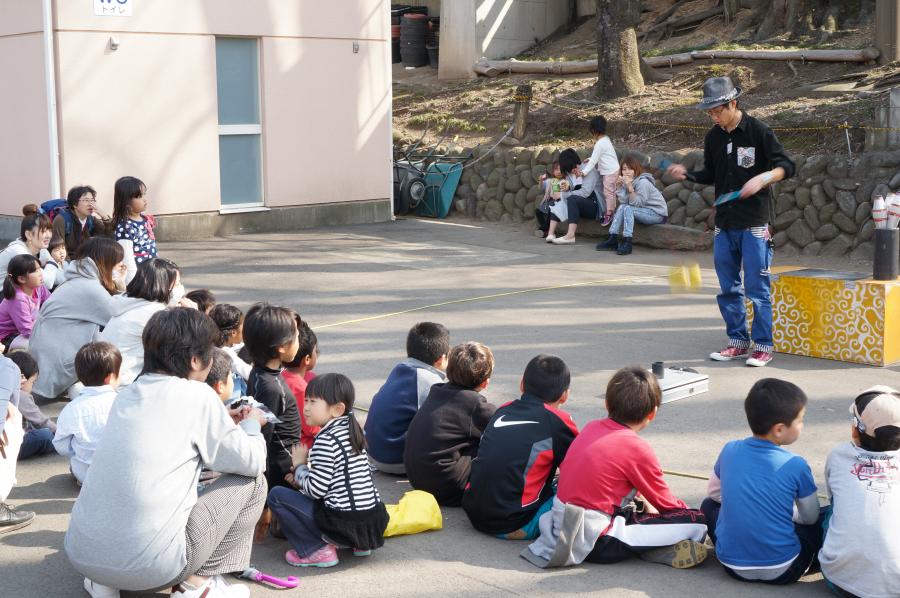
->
[0,0,391,220]
[0,3,51,216]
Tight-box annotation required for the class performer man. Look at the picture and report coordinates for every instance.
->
[668,77,795,367]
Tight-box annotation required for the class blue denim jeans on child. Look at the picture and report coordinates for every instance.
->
[609,205,666,238]
[18,427,55,460]
[713,226,774,353]
[268,486,327,557]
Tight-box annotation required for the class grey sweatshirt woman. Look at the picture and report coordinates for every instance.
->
[29,259,116,398]
[615,172,668,218]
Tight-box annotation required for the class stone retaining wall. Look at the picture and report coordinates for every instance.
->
[447,145,900,260]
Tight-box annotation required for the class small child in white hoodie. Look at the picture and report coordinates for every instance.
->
[53,342,121,485]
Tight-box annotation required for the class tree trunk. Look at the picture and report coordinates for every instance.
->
[722,0,740,24]
[595,0,644,98]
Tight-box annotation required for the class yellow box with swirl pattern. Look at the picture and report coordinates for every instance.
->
[769,268,900,366]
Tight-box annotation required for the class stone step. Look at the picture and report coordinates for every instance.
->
[569,221,713,251]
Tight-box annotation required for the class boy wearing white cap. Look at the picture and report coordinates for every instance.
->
[819,386,900,598]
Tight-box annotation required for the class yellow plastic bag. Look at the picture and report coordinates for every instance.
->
[383,490,442,537]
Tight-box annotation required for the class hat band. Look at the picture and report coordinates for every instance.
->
[703,89,737,104]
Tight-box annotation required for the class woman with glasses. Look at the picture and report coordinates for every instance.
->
[51,185,113,257]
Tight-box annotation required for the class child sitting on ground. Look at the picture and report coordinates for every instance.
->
[700,378,821,585]
[243,302,301,492]
[52,342,121,485]
[7,351,56,460]
[404,341,497,506]
[463,354,579,540]
[197,348,239,492]
[365,322,449,474]
[0,255,51,353]
[185,289,216,314]
[818,385,900,597]
[523,366,708,570]
[210,303,252,399]
[281,316,320,449]
[268,373,389,568]
[205,348,234,404]
[43,237,68,291]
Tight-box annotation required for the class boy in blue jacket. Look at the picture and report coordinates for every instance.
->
[365,322,449,474]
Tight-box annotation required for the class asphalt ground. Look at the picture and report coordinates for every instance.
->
[4,217,898,597]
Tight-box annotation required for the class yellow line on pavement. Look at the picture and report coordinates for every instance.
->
[317,273,670,330]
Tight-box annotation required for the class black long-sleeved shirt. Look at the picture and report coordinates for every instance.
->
[687,112,795,229]
[247,365,300,484]
[404,383,497,506]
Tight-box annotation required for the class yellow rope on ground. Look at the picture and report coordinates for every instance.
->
[332,271,830,498]
[317,273,669,330]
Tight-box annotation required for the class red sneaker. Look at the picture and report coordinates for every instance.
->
[285,545,338,568]
[709,346,750,361]
[746,350,773,367]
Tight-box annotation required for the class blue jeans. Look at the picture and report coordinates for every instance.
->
[18,427,55,460]
[609,205,665,237]
[713,227,774,352]
[267,486,326,557]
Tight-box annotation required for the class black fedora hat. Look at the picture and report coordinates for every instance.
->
[695,76,742,110]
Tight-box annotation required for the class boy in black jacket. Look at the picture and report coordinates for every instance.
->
[404,342,497,506]
[243,303,301,491]
[463,354,578,539]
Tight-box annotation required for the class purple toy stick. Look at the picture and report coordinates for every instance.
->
[238,566,300,589]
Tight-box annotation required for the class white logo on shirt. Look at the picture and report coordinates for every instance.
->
[737,147,756,168]
[493,415,539,428]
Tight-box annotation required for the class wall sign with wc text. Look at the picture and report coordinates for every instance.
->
[94,0,133,17]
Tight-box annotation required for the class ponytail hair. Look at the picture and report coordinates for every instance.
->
[306,373,365,455]
[4,254,40,300]
[209,303,244,347]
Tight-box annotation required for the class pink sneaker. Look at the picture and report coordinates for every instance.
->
[285,545,338,568]
[746,350,773,367]
[710,346,750,361]
[600,213,613,226]
[352,548,372,557]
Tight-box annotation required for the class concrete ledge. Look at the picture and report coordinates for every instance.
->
[0,199,392,244]
[563,220,713,251]
[154,199,392,241]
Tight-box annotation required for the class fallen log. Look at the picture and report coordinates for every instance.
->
[643,52,694,68]
[474,57,598,76]
[690,48,880,62]
[473,47,880,78]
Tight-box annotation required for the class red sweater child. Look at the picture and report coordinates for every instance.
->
[282,370,319,449]
[557,417,687,513]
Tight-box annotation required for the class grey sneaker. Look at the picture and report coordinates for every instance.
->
[0,502,35,533]
[639,539,708,569]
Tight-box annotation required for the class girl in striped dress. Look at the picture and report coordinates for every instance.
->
[268,373,389,567]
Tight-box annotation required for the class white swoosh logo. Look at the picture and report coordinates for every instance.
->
[493,415,539,428]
